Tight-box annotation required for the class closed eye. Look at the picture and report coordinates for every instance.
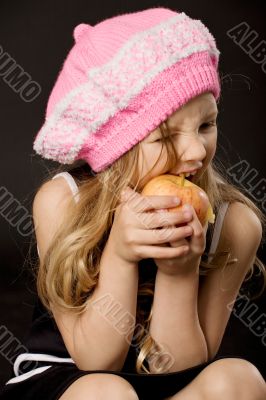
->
[200,121,217,130]
[154,121,217,141]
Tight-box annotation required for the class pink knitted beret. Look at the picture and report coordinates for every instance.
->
[33,7,221,173]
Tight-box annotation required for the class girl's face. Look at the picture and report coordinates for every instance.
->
[138,91,218,187]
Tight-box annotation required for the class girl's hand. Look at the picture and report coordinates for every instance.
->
[107,187,196,265]
[153,204,209,276]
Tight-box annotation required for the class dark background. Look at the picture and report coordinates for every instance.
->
[0,0,265,388]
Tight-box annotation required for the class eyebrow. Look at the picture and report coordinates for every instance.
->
[202,109,218,118]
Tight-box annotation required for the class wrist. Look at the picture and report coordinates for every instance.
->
[156,267,200,287]
[156,263,201,280]
[156,254,202,278]
[105,236,138,270]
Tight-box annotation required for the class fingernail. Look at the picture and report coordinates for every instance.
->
[173,197,180,204]
[182,204,191,211]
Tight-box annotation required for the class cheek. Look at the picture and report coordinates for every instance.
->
[205,133,217,161]
[211,135,217,154]
[138,144,167,180]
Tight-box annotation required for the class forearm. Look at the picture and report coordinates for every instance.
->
[73,239,138,371]
[149,269,208,373]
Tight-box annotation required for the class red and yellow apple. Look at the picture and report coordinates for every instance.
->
[141,174,215,226]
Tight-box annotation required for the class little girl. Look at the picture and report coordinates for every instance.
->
[1,6,266,400]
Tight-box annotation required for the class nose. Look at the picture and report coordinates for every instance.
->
[177,133,207,164]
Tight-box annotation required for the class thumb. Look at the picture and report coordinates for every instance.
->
[120,186,135,202]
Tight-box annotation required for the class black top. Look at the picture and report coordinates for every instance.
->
[14,163,214,376]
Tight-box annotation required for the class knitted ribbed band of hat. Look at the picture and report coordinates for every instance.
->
[33,9,220,172]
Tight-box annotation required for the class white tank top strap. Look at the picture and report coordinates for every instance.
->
[52,172,80,203]
[207,201,230,263]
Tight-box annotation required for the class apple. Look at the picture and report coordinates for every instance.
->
[141,174,215,226]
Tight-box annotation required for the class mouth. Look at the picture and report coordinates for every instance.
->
[176,170,198,183]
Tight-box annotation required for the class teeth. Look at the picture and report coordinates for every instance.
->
[178,173,191,179]
[178,170,197,178]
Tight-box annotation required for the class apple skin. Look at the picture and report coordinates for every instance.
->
[141,174,215,226]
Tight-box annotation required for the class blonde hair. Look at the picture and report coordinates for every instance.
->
[31,118,266,374]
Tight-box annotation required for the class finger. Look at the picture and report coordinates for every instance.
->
[120,186,181,213]
[167,232,191,249]
[133,225,193,246]
[139,208,193,230]
[168,236,190,248]
[169,206,208,249]
[136,244,190,260]
[119,186,136,203]
[184,204,206,251]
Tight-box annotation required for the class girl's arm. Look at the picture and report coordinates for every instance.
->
[197,201,262,360]
[71,238,139,371]
[53,245,139,371]
[33,178,139,372]
[148,269,208,373]
[148,202,262,374]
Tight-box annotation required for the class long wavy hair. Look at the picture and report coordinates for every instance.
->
[31,115,266,374]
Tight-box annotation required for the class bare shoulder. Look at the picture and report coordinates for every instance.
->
[33,175,77,220]
[32,175,75,262]
[223,201,262,242]
[217,201,262,264]
[33,175,74,207]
